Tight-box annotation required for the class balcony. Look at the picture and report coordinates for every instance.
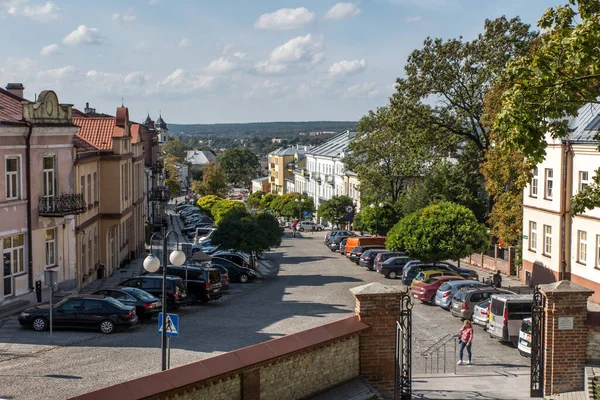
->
[325,175,334,185]
[148,188,169,202]
[152,162,163,174]
[39,194,86,217]
[287,161,295,171]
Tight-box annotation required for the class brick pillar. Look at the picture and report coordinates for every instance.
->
[540,281,593,395]
[350,282,404,398]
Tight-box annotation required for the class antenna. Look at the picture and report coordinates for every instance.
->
[121,97,124,107]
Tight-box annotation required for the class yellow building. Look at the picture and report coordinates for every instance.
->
[268,146,310,195]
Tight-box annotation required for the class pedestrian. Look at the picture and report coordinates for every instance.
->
[311,224,315,234]
[291,219,298,238]
[458,320,473,365]
[493,270,502,288]
[175,199,178,205]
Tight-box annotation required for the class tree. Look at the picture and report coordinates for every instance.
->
[190,180,202,195]
[260,193,277,210]
[247,191,266,209]
[218,148,260,187]
[163,138,190,162]
[211,200,247,225]
[164,178,180,197]
[494,0,600,212]
[354,203,399,236]
[163,154,180,180]
[281,194,315,220]
[211,211,282,255]
[318,196,354,227]
[387,201,489,263]
[196,195,223,216]
[196,163,229,197]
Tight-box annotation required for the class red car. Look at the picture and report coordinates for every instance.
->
[412,276,464,303]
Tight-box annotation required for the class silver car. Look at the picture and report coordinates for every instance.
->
[472,300,490,327]
[434,280,486,309]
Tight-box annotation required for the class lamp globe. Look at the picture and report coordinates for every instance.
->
[143,254,160,273]
[169,249,186,266]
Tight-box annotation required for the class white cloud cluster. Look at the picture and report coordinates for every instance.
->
[344,81,379,98]
[178,38,191,48]
[324,3,360,20]
[63,25,106,46]
[112,12,136,24]
[40,43,60,56]
[7,1,60,21]
[255,7,314,30]
[204,52,248,75]
[256,34,324,75]
[328,59,366,78]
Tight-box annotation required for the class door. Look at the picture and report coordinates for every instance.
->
[79,299,107,327]
[55,299,84,327]
[3,252,12,297]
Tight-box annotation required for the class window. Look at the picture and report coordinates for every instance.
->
[579,171,589,192]
[45,229,56,266]
[3,234,24,296]
[93,172,98,202]
[43,156,56,204]
[5,157,20,200]
[530,168,538,197]
[81,242,87,273]
[529,221,537,251]
[87,174,92,205]
[543,225,552,256]
[80,176,85,203]
[545,168,553,199]
[577,230,587,264]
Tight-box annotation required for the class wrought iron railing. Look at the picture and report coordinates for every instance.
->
[148,188,169,202]
[38,194,86,217]
[419,333,459,375]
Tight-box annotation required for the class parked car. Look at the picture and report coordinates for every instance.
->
[434,280,487,310]
[517,318,532,357]
[175,204,194,212]
[199,263,230,290]
[339,238,349,255]
[410,269,463,287]
[487,293,533,345]
[18,295,137,334]
[94,287,161,319]
[191,241,220,255]
[345,237,386,257]
[472,300,490,327]
[401,262,477,286]
[211,251,251,268]
[119,275,188,309]
[182,223,215,234]
[211,257,257,283]
[450,286,512,320]
[378,256,412,279]
[328,234,354,252]
[324,230,355,245]
[151,265,223,303]
[411,276,464,303]
[348,245,386,264]
[298,221,324,231]
[374,252,405,272]
[359,249,389,270]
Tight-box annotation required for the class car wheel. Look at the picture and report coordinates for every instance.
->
[32,317,47,331]
[99,319,115,334]
[299,228,304,232]
[189,293,199,304]
[317,227,323,231]
[239,274,249,283]
[387,271,397,279]
[430,294,436,303]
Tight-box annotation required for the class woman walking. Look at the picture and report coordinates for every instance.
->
[458,320,473,365]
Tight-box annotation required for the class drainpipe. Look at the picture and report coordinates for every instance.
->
[25,123,34,290]
[560,140,573,281]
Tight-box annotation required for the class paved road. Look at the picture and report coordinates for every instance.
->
[0,231,529,399]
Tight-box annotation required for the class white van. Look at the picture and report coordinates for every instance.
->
[487,293,533,345]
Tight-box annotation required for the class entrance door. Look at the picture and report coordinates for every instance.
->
[3,252,12,296]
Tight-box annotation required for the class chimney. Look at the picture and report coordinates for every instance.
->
[6,83,24,98]
[84,102,96,114]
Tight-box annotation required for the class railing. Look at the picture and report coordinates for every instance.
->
[148,188,169,202]
[38,194,86,217]
[152,162,163,174]
[420,334,459,374]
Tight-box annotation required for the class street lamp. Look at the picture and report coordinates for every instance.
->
[144,230,186,371]
[370,202,384,236]
[295,198,305,221]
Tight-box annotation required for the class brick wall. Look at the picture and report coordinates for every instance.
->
[586,323,600,363]
[461,253,511,276]
[172,376,241,400]
[260,336,359,400]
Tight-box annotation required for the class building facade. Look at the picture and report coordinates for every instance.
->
[268,145,311,195]
[251,176,270,194]
[522,103,600,302]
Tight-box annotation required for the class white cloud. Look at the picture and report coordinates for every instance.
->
[256,34,324,75]
[40,43,60,56]
[178,38,191,48]
[254,7,314,30]
[255,61,287,75]
[328,59,366,78]
[233,51,247,60]
[156,69,215,93]
[63,25,106,46]
[204,57,236,74]
[112,12,136,24]
[401,16,422,23]
[7,1,60,21]
[244,79,290,99]
[324,3,360,20]
[344,81,379,98]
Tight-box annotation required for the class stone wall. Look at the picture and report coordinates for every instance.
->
[260,335,359,400]
[171,376,241,400]
[587,322,600,363]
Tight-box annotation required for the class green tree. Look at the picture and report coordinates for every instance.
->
[494,0,600,213]
[387,202,489,263]
[196,195,223,216]
[247,191,266,209]
[190,180,203,195]
[211,200,247,225]
[354,203,399,236]
[218,148,260,187]
[211,211,282,255]
[196,163,229,197]
[163,154,180,180]
[164,178,180,197]
[163,138,190,162]
[318,196,354,227]
[260,193,277,210]
[281,194,315,220]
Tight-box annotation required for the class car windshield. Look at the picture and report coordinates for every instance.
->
[477,300,490,308]
[53,297,71,308]
[415,271,425,280]
[105,297,128,309]
[453,290,467,301]
[130,289,155,301]
[439,283,451,291]
[521,319,532,334]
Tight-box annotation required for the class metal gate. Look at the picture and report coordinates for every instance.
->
[530,285,545,397]
[394,293,412,400]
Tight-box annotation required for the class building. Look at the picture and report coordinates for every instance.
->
[303,131,357,211]
[0,85,85,304]
[271,138,284,144]
[251,176,270,194]
[268,145,311,195]
[522,103,600,302]
[141,114,163,229]
[344,170,361,212]
[186,150,217,170]
[173,162,189,189]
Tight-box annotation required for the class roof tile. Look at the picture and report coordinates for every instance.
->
[73,117,117,150]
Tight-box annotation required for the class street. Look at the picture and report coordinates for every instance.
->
[0,232,528,400]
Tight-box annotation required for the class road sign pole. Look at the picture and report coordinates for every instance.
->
[167,337,171,370]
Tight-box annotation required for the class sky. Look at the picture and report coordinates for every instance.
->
[0,0,561,124]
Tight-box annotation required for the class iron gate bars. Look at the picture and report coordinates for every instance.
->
[530,285,545,397]
[395,293,412,400]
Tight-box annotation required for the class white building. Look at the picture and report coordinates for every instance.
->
[522,103,600,303]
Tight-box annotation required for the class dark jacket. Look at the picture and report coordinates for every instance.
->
[493,273,502,287]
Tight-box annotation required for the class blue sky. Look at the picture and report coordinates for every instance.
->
[0,0,560,124]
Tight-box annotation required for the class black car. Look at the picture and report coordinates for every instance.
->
[328,235,353,252]
[348,245,386,264]
[401,262,478,286]
[324,230,355,245]
[18,295,138,334]
[119,275,188,308]
[374,252,405,272]
[197,262,230,290]
[94,287,161,319]
[378,256,413,279]
[151,265,223,303]
[359,249,390,270]
[211,257,257,283]
[211,252,251,269]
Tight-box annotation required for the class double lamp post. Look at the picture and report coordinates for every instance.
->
[370,202,384,236]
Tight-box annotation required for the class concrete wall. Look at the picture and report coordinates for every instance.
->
[586,322,600,363]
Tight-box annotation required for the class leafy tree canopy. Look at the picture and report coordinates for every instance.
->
[211,210,282,255]
[211,200,247,225]
[196,163,229,198]
[271,193,315,219]
[354,203,399,236]
[218,148,260,187]
[318,196,354,227]
[163,154,180,180]
[387,201,489,263]
[164,178,180,197]
[260,193,277,209]
[196,195,223,216]
[162,138,191,163]
[247,191,266,209]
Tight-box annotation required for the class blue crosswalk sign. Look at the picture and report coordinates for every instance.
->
[158,313,179,337]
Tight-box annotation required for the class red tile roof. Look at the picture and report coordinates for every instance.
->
[130,123,140,143]
[0,87,25,124]
[73,136,100,154]
[73,117,118,150]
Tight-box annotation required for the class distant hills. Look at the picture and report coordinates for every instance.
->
[169,121,357,137]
